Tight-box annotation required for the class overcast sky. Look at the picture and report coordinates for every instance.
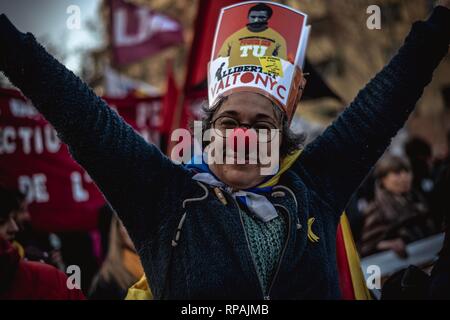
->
[0,0,103,73]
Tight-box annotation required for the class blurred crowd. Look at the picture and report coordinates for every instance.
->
[0,190,144,300]
[348,131,450,258]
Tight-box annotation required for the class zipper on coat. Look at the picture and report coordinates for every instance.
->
[266,204,292,300]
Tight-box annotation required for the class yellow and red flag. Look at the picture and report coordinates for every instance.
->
[337,213,372,300]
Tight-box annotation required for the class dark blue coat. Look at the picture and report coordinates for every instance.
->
[0,7,449,299]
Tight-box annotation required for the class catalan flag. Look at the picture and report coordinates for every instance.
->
[336,213,372,300]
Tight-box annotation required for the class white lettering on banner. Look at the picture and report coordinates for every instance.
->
[45,126,61,153]
[114,8,179,47]
[0,126,61,155]
[9,99,39,118]
[0,127,16,153]
[18,127,32,154]
[70,172,90,202]
[18,174,49,204]
[34,127,44,154]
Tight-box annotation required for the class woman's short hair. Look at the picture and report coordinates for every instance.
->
[374,155,411,180]
[0,186,24,220]
[248,3,273,18]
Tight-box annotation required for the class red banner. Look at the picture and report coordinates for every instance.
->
[0,88,163,232]
[103,94,163,143]
[173,0,242,132]
[110,0,184,65]
[160,62,179,134]
[184,0,242,93]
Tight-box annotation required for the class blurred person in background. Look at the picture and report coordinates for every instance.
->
[382,134,450,299]
[11,190,31,233]
[4,189,100,295]
[56,231,99,294]
[404,137,435,202]
[430,130,450,227]
[0,186,85,299]
[0,186,20,243]
[89,214,144,300]
[0,236,85,300]
[97,204,115,262]
[359,155,437,258]
[6,188,66,271]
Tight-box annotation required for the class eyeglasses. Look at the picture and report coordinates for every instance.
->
[210,116,279,142]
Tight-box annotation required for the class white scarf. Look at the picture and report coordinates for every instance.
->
[192,172,278,222]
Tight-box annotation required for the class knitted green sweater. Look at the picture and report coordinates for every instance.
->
[241,211,286,295]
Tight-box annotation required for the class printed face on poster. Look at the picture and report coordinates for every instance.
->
[208,1,310,118]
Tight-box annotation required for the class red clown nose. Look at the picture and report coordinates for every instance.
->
[227,128,258,154]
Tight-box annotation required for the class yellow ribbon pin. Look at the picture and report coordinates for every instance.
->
[307,217,320,243]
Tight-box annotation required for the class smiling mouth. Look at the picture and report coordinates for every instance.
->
[225,150,259,165]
